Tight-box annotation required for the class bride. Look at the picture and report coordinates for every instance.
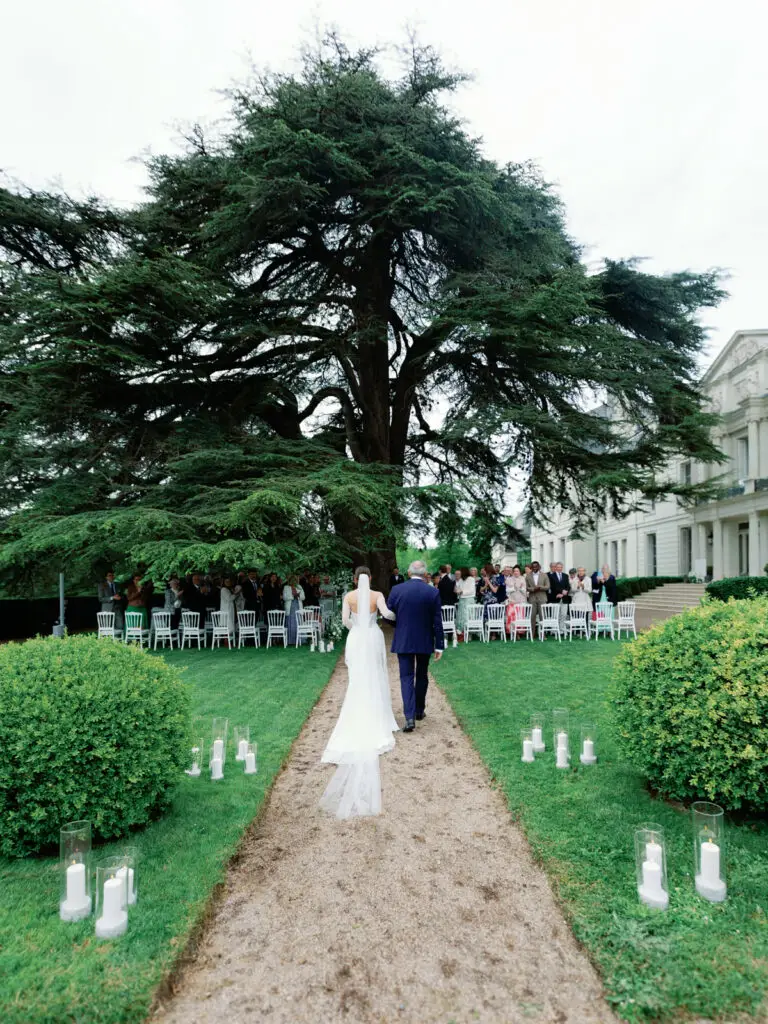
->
[319,567,398,819]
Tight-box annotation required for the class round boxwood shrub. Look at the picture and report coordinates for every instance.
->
[613,597,768,811]
[0,634,190,856]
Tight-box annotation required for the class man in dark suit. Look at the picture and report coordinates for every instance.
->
[241,569,261,613]
[437,565,457,608]
[389,566,405,591]
[386,560,445,732]
[548,561,570,630]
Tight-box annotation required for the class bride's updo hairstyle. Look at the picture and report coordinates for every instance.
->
[354,566,372,580]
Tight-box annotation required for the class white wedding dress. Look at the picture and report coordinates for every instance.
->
[319,575,398,819]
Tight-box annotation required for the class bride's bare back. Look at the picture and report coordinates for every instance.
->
[345,589,383,615]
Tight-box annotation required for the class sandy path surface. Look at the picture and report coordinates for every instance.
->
[153,651,618,1024]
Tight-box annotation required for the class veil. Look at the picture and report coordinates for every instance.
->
[356,573,371,629]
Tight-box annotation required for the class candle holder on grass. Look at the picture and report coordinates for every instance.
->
[635,823,669,910]
[553,710,569,768]
[211,718,229,767]
[244,742,258,775]
[579,722,597,765]
[115,848,138,906]
[692,801,726,902]
[185,738,203,777]
[95,858,128,939]
[59,820,92,921]
[530,713,545,753]
[521,728,535,763]
[210,739,224,780]
[234,726,250,762]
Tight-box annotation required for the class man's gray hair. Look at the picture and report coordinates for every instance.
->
[408,560,428,577]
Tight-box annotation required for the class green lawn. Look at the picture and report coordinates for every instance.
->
[0,646,336,1024]
[433,640,768,1023]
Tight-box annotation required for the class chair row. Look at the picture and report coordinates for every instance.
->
[440,601,637,643]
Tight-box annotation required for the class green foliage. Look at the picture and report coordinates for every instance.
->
[0,635,190,856]
[396,540,473,573]
[705,575,768,601]
[0,36,726,592]
[615,575,684,600]
[613,598,768,810]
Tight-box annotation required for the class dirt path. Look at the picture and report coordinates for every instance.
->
[153,653,618,1024]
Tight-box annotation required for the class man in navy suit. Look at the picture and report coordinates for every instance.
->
[386,560,445,732]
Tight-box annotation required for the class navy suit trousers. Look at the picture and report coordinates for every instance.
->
[398,653,431,721]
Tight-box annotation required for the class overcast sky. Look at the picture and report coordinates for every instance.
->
[2,0,766,366]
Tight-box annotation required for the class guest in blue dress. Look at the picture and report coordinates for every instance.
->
[282,576,305,645]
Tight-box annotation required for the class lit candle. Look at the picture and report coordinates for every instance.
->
[521,739,535,763]
[95,877,128,938]
[531,727,544,752]
[700,840,720,885]
[646,841,663,866]
[116,865,136,906]
[66,862,87,905]
[211,757,223,780]
[556,746,569,768]
[237,739,248,761]
[244,751,257,774]
[212,738,224,760]
[640,860,667,903]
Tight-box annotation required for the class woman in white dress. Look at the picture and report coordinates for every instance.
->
[219,576,241,642]
[320,567,398,819]
[570,568,593,611]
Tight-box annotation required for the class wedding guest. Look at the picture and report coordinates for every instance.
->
[525,561,549,634]
[548,561,570,630]
[125,572,149,628]
[261,572,282,613]
[505,565,527,634]
[430,572,441,588]
[241,569,261,613]
[570,567,593,612]
[592,564,618,605]
[437,565,457,608]
[98,571,124,630]
[220,576,242,642]
[306,573,322,606]
[389,566,405,590]
[468,566,480,600]
[479,565,505,628]
[283,575,305,645]
[455,567,475,638]
[163,576,183,629]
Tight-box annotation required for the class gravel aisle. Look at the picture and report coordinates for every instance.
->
[153,651,618,1024]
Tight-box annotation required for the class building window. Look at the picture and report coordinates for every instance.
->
[680,527,692,575]
[737,437,749,480]
[646,533,657,576]
[681,461,692,486]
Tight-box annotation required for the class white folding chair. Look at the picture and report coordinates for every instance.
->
[441,605,458,647]
[538,603,562,642]
[96,611,119,640]
[294,609,317,647]
[152,611,178,649]
[511,603,534,641]
[304,605,323,643]
[568,607,590,641]
[210,611,233,649]
[617,601,637,639]
[237,609,260,647]
[204,607,217,645]
[266,610,288,648]
[591,602,615,640]
[485,604,507,642]
[124,610,150,648]
[180,610,205,649]
[464,603,486,642]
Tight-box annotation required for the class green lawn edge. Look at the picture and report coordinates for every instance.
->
[0,647,337,1024]
[432,641,768,1023]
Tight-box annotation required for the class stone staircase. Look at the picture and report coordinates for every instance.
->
[631,582,707,630]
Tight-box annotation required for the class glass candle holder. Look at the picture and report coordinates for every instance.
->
[692,801,727,902]
[635,824,669,910]
[234,726,250,762]
[530,713,546,753]
[185,738,203,777]
[210,739,224,780]
[244,742,258,775]
[95,858,128,938]
[211,718,229,767]
[520,728,535,763]
[579,722,598,765]
[115,847,138,906]
[59,820,92,921]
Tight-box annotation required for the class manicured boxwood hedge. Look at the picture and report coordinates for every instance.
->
[614,575,684,601]
[705,575,768,601]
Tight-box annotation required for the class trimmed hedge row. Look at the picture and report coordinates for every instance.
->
[706,575,768,602]
[615,575,684,601]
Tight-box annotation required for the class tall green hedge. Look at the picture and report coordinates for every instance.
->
[612,597,768,810]
[706,575,768,601]
[0,634,190,856]
[615,575,685,601]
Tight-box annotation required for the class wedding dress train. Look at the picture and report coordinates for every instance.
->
[319,574,398,819]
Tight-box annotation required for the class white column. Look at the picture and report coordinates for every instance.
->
[748,420,759,481]
[712,519,723,580]
[749,511,761,577]
[759,419,768,478]
[695,524,707,563]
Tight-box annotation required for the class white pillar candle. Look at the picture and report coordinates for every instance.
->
[637,859,669,910]
[582,739,594,760]
[237,739,248,761]
[116,865,136,906]
[556,746,569,768]
[212,738,224,760]
[319,640,325,652]
[646,841,663,866]
[531,727,544,751]
[521,739,535,763]
[328,642,334,652]
[211,757,223,780]
[66,862,87,905]
[700,840,720,885]
[244,751,257,774]
[95,877,128,938]
[557,730,568,750]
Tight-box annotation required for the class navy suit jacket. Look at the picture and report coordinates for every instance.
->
[387,578,445,655]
